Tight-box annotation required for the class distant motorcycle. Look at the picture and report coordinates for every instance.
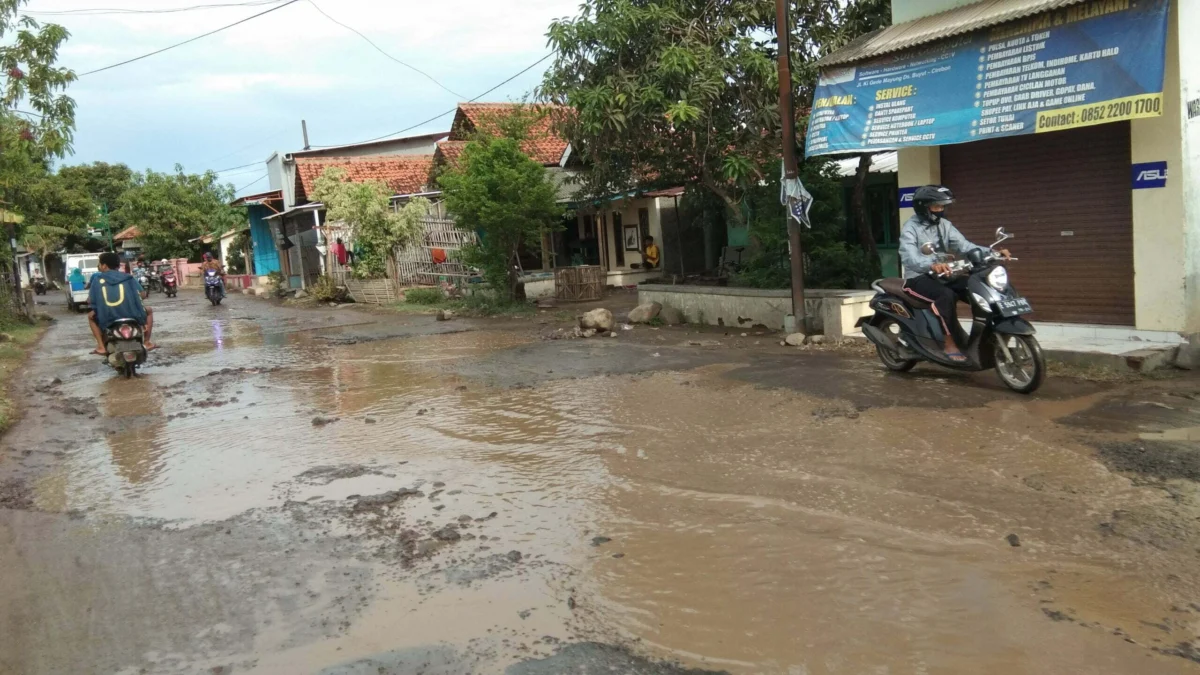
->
[31,276,46,295]
[204,269,225,306]
[103,318,147,378]
[161,267,178,298]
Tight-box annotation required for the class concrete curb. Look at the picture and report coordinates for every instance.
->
[1045,346,1179,373]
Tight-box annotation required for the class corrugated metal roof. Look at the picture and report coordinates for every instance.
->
[835,151,898,177]
[818,0,1088,67]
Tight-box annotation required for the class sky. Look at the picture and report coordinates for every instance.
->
[25,0,580,195]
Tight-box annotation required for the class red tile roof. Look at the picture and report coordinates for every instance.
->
[114,226,141,241]
[434,140,469,168]
[450,103,569,166]
[295,155,435,202]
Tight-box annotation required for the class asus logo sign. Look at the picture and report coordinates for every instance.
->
[898,187,917,205]
[1132,161,1168,189]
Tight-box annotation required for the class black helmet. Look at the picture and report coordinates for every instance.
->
[913,185,954,223]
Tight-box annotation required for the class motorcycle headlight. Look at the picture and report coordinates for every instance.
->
[987,266,1009,291]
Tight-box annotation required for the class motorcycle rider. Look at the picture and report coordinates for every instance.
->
[87,251,156,355]
[199,252,225,299]
[898,185,1008,362]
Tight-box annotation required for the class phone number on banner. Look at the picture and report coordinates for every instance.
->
[1036,93,1163,132]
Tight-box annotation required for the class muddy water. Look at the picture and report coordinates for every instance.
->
[4,300,1200,674]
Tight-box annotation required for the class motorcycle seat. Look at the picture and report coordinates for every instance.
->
[875,278,932,309]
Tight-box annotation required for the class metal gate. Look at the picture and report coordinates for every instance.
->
[940,123,1134,325]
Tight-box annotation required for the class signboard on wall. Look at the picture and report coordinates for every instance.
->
[806,0,1170,157]
[1132,161,1168,189]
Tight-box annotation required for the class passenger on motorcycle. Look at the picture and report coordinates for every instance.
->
[898,185,1009,363]
[87,252,157,355]
[200,252,225,298]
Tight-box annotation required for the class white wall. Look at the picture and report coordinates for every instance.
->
[1181,0,1200,332]
[581,196,667,273]
[1131,0,1188,331]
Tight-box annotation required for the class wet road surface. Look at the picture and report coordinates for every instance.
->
[2,291,1200,674]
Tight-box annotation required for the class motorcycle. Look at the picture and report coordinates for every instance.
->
[103,318,147,379]
[204,268,225,306]
[161,267,178,298]
[859,227,1046,394]
[146,268,162,294]
[31,276,46,295]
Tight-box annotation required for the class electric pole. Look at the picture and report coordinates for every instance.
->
[776,0,807,333]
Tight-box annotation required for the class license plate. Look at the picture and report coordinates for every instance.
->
[997,297,1032,317]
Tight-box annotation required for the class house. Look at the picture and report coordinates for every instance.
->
[230,190,284,281]
[809,0,1199,332]
[113,226,142,258]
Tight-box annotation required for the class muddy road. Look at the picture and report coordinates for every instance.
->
[2,291,1200,674]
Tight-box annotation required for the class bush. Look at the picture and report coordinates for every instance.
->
[310,275,349,303]
[403,287,445,305]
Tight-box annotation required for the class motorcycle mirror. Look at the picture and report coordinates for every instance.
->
[995,227,1012,241]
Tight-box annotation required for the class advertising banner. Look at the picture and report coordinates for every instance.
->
[806,0,1170,157]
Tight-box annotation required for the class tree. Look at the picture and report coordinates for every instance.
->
[311,167,427,279]
[58,162,135,212]
[114,167,244,260]
[0,0,76,208]
[438,136,562,300]
[19,169,93,269]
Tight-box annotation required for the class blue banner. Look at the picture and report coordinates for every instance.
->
[1132,161,1168,189]
[806,0,1170,157]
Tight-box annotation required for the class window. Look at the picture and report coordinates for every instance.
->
[582,214,595,239]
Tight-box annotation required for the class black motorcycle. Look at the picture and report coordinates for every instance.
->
[103,318,147,379]
[204,268,225,306]
[859,228,1046,394]
[32,277,46,295]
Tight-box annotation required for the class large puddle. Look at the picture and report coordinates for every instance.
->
[8,303,1200,674]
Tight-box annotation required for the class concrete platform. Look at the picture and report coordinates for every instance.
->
[968,321,1185,372]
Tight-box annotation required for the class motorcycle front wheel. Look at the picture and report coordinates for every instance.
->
[994,334,1046,394]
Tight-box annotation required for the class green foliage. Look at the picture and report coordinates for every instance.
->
[114,166,244,260]
[403,287,444,305]
[438,136,562,300]
[57,162,134,212]
[266,270,286,290]
[226,231,250,273]
[731,158,873,289]
[311,167,427,280]
[16,169,93,258]
[309,275,348,303]
[0,0,76,168]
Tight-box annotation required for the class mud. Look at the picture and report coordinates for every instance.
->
[1,293,1200,674]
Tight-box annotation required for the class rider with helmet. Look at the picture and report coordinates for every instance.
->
[199,252,226,299]
[898,185,1009,362]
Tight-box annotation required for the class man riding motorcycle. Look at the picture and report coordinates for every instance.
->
[898,185,1008,362]
[199,252,225,299]
[88,251,157,355]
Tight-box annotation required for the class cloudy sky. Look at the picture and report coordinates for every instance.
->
[26,0,580,194]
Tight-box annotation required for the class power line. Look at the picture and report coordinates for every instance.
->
[78,0,302,77]
[304,0,464,100]
[26,1,282,16]
[310,52,554,148]
[214,161,261,173]
[234,173,268,192]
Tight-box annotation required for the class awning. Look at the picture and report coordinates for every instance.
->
[264,203,324,221]
[818,0,1088,67]
[834,152,898,177]
[230,189,282,207]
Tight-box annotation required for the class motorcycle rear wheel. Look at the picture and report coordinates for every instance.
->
[994,334,1046,394]
[875,317,917,372]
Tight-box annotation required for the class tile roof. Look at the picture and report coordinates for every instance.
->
[114,226,141,241]
[434,140,469,168]
[451,103,570,166]
[295,155,436,202]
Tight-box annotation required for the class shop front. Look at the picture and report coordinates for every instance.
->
[808,0,1199,332]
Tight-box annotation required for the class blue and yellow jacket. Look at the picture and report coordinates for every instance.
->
[88,270,147,328]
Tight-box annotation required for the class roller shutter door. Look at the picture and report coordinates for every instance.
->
[939,123,1134,325]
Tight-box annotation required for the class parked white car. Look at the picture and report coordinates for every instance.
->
[63,253,101,312]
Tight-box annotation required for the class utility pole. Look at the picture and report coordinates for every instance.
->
[301,120,311,151]
[6,221,23,317]
[775,0,807,333]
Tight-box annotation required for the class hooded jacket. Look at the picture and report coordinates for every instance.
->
[88,269,147,328]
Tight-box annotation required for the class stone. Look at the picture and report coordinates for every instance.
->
[1175,333,1200,370]
[580,308,614,333]
[784,332,807,346]
[581,328,597,339]
[432,526,462,542]
[242,288,254,296]
[436,310,456,321]
[658,306,685,325]
[627,302,662,324]
[293,289,308,299]
[1006,533,1021,547]
[254,286,271,297]
[805,334,826,346]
